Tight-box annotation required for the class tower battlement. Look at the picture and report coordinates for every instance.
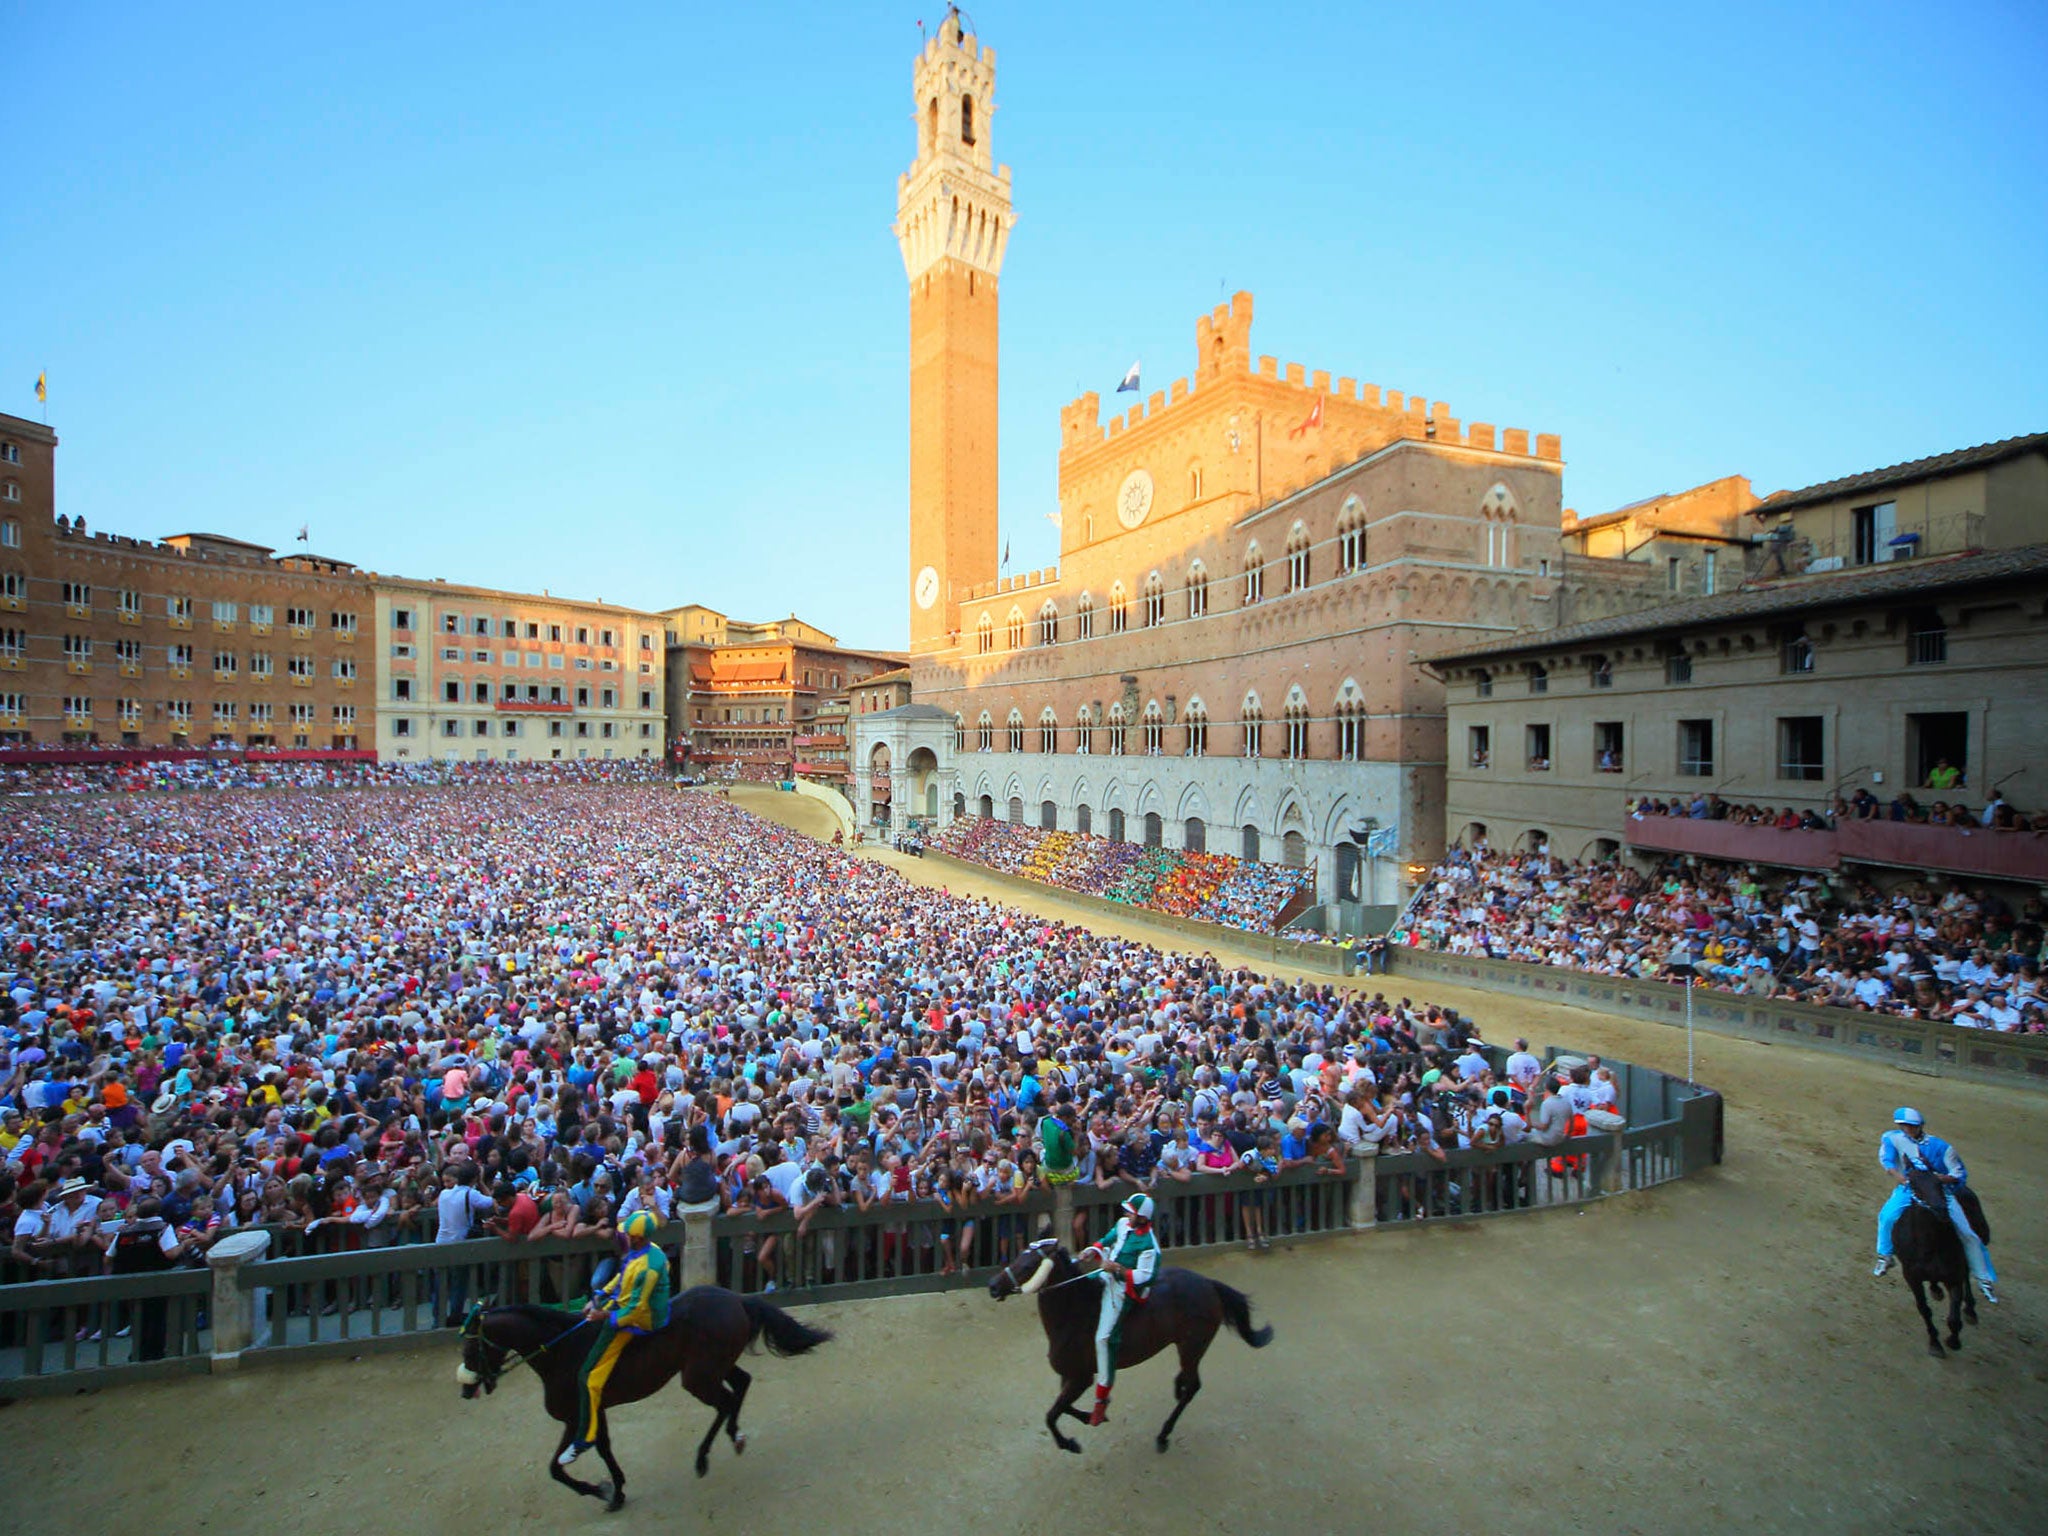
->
[1059,291,1559,465]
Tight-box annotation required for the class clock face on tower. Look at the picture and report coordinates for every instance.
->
[914,565,941,610]
[1116,468,1155,530]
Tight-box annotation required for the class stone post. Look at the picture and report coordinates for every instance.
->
[681,1209,717,1290]
[1052,1182,1074,1246]
[1348,1158,1378,1230]
[1603,1130,1628,1195]
[206,1228,271,1369]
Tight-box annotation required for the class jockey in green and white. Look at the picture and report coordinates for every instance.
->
[1082,1191,1161,1425]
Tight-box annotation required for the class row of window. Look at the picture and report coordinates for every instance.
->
[1,631,355,677]
[8,585,352,631]
[951,700,1370,761]
[414,646,641,674]
[973,513,1376,653]
[1479,615,1950,697]
[1467,716,1826,781]
[38,700,354,726]
[389,717,655,741]
[393,678,654,709]
[396,609,652,651]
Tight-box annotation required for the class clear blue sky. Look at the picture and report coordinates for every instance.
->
[11,1,2046,650]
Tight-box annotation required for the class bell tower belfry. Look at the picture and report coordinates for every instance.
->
[896,6,1012,654]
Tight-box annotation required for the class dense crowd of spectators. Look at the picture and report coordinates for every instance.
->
[1628,780,2037,833]
[928,818,1316,932]
[0,755,669,797]
[1395,846,2047,1031]
[3,781,1587,1328]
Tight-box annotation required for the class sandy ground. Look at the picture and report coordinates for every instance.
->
[14,787,2046,1535]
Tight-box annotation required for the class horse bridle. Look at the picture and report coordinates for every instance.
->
[460,1304,588,1393]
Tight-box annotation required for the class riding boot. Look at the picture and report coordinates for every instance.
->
[1088,1385,1111,1426]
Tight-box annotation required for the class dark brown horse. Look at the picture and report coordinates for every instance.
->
[1895,1163,1978,1358]
[458,1287,831,1510]
[989,1237,1272,1454]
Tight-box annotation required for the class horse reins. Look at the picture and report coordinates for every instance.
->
[466,1308,591,1386]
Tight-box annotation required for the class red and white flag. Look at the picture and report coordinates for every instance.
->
[1288,395,1323,439]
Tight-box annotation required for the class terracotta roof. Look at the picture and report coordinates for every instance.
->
[1750,431,2048,519]
[1426,542,2048,665]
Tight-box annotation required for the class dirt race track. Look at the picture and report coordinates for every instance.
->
[14,787,2047,1536]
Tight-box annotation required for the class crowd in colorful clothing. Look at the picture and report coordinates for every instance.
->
[1396,846,2047,1031]
[927,817,1316,933]
[0,755,668,798]
[4,781,1565,1313]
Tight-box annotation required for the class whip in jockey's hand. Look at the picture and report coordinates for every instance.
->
[1080,1192,1160,1427]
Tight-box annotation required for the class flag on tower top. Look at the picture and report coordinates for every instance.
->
[297,524,310,543]
[1116,361,1140,393]
[1288,394,1324,439]
[34,371,47,403]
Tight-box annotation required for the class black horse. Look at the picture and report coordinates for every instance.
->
[989,1237,1272,1454]
[1895,1162,1978,1358]
[458,1287,831,1510]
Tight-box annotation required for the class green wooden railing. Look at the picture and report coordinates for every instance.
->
[0,1049,1720,1397]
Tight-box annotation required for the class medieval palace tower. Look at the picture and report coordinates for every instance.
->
[896,10,1012,654]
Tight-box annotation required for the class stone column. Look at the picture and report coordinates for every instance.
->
[681,1209,717,1290]
[206,1228,271,1369]
[1052,1182,1074,1246]
[1348,1158,1378,1230]
[1603,1129,1628,1195]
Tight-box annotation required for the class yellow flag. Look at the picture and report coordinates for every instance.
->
[34,372,46,403]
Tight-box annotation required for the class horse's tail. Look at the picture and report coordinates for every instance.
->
[741,1296,834,1357]
[1211,1281,1274,1350]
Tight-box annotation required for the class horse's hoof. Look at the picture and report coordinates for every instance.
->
[1926,1342,1945,1358]
[1947,1336,1963,1352]
[733,1432,747,1456]
[1155,1437,1171,1454]
[595,1482,616,1505]
[1057,1439,1082,1455]
[694,1457,709,1479]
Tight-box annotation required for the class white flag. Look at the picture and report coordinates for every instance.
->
[1116,361,1140,393]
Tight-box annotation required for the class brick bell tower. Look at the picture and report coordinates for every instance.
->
[896,6,1012,654]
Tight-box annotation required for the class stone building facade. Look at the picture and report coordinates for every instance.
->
[369,576,666,763]
[1744,430,2047,572]
[1430,540,2048,865]
[853,19,1657,908]
[2,412,373,751]
[663,606,901,780]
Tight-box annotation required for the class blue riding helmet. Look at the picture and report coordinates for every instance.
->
[1892,1107,1924,1127]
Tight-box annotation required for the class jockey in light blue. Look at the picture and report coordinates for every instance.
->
[1872,1106,1997,1304]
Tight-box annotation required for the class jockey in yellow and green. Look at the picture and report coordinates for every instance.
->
[559,1210,672,1465]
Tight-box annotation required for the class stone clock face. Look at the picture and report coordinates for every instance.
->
[914,565,940,610]
[1116,468,1155,530]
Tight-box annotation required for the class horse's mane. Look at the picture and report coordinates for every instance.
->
[492,1302,591,1334]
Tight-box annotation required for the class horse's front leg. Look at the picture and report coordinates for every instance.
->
[548,1423,608,1501]
[1908,1279,1944,1357]
[1047,1370,1089,1454]
[1945,1283,1965,1352]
